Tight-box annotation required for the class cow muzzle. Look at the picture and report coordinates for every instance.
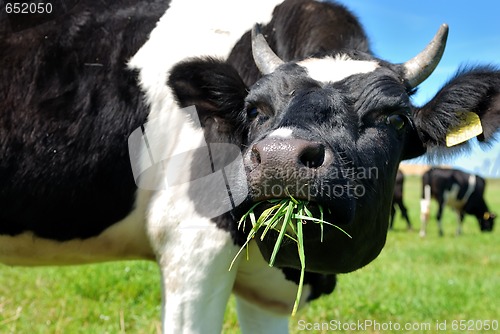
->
[245,138,333,201]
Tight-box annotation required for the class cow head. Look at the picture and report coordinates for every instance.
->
[480,212,496,231]
[168,25,500,274]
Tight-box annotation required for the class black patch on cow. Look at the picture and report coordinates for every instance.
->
[168,57,248,145]
[3,0,81,33]
[281,268,337,301]
[0,0,170,240]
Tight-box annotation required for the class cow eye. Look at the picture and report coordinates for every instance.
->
[247,107,259,120]
[386,114,406,131]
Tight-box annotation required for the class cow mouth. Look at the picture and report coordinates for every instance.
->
[235,197,353,270]
[246,198,346,227]
[231,196,352,315]
[480,224,494,232]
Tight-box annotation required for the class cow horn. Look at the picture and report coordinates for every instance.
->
[402,24,449,88]
[251,24,284,75]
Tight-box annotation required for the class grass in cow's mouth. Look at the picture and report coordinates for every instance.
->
[229,196,351,316]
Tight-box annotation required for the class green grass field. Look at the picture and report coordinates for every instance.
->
[1,176,499,333]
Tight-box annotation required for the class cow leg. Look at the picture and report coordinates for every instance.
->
[436,201,445,237]
[146,188,240,334]
[398,201,412,230]
[389,204,396,229]
[456,211,465,235]
[419,191,431,237]
[154,226,239,334]
[419,216,428,237]
[233,241,313,334]
[236,297,289,334]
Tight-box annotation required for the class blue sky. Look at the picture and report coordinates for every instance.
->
[333,0,500,177]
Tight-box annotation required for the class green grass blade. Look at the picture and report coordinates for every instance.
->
[260,204,288,240]
[229,237,251,271]
[292,214,328,222]
[292,217,306,316]
[318,205,325,242]
[303,204,313,218]
[292,214,352,239]
[257,204,280,225]
[288,193,300,205]
[268,200,295,267]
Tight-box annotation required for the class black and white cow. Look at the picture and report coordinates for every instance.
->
[390,170,412,230]
[1,0,500,332]
[419,167,496,237]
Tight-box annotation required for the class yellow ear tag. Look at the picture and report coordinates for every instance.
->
[445,111,483,147]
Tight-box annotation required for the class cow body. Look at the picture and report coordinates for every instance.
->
[419,168,495,237]
[390,170,412,230]
[2,0,500,333]
[0,0,168,264]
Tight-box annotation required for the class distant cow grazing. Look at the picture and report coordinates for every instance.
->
[2,0,500,332]
[390,170,412,230]
[420,168,496,237]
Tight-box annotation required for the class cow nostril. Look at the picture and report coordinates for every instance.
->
[299,144,325,168]
[251,146,262,165]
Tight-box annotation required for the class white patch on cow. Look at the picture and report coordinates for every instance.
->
[129,0,284,120]
[444,175,476,212]
[419,184,432,237]
[446,175,476,211]
[443,183,462,210]
[420,184,431,218]
[0,191,154,265]
[298,54,379,84]
[148,187,240,333]
[269,127,294,139]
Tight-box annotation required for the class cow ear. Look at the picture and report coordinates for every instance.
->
[411,66,500,155]
[168,57,248,136]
